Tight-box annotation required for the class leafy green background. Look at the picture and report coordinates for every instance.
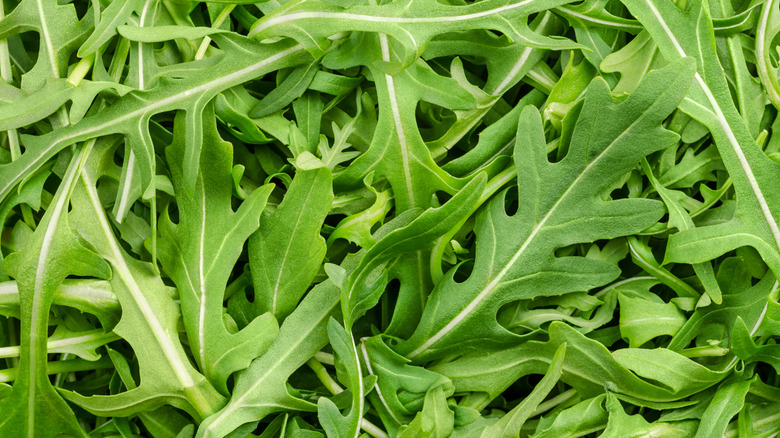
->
[1,0,780,437]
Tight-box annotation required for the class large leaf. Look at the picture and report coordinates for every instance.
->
[396,59,694,361]
[621,0,780,274]
[0,34,311,204]
[248,153,333,322]
[249,0,580,71]
[61,140,226,421]
[196,280,341,438]
[158,104,278,395]
[0,145,110,437]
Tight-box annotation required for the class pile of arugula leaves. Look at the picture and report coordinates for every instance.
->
[2,0,780,436]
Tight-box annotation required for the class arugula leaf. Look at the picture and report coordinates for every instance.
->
[3,0,780,435]
[0,145,109,437]
[398,59,694,361]
[622,0,780,274]
[158,104,278,394]
[248,153,333,322]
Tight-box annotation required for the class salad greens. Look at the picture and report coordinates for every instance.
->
[1,0,780,436]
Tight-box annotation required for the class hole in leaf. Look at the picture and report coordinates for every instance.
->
[452,259,474,284]
[417,101,456,143]
[503,186,518,216]
[382,278,400,331]
[167,201,180,225]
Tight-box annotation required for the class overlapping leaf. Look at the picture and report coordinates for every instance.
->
[0,146,110,438]
[621,0,780,274]
[397,59,694,361]
[158,104,278,394]
[61,141,226,421]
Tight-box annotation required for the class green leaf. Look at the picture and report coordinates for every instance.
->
[0,146,110,438]
[341,173,486,328]
[618,292,686,347]
[693,378,751,438]
[158,103,278,394]
[600,392,697,437]
[622,0,780,275]
[0,0,92,91]
[250,0,580,70]
[397,386,454,438]
[79,0,146,56]
[0,35,312,203]
[398,59,694,361]
[361,335,453,432]
[62,141,226,421]
[531,395,608,438]
[480,344,566,438]
[433,322,718,407]
[248,153,333,322]
[197,280,341,438]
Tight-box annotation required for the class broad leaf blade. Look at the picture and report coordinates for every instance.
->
[398,59,694,361]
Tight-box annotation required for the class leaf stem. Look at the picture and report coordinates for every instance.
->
[307,355,388,438]
[0,330,120,359]
[306,357,343,394]
[531,388,578,417]
[679,345,729,358]
[314,350,335,365]
[195,5,236,61]
[0,357,113,383]
[66,54,95,87]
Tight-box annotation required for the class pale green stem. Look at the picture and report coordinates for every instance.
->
[523,62,559,94]
[195,5,236,61]
[679,345,729,358]
[0,357,113,383]
[314,350,335,366]
[307,358,343,395]
[0,330,120,359]
[306,357,389,438]
[530,388,577,417]
[67,54,95,87]
[6,318,18,368]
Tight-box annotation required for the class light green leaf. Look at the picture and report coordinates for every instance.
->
[197,280,341,438]
[248,156,332,322]
[0,145,110,437]
[398,59,693,361]
[158,104,278,394]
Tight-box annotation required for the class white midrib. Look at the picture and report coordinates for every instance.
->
[360,341,401,424]
[378,35,415,209]
[35,0,57,77]
[198,182,207,369]
[0,331,120,358]
[28,179,68,436]
[1,44,306,201]
[26,143,89,436]
[407,108,642,359]
[490,46,533,95]
[487,11,552,96]
[348,329,364,438]
[642,0,780,250]
[555,7,642,32]
[116,0,154,222]
[271,182,313,315]
[252,0,533,34]
[81,171,197,390]
[203,309,331,437]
